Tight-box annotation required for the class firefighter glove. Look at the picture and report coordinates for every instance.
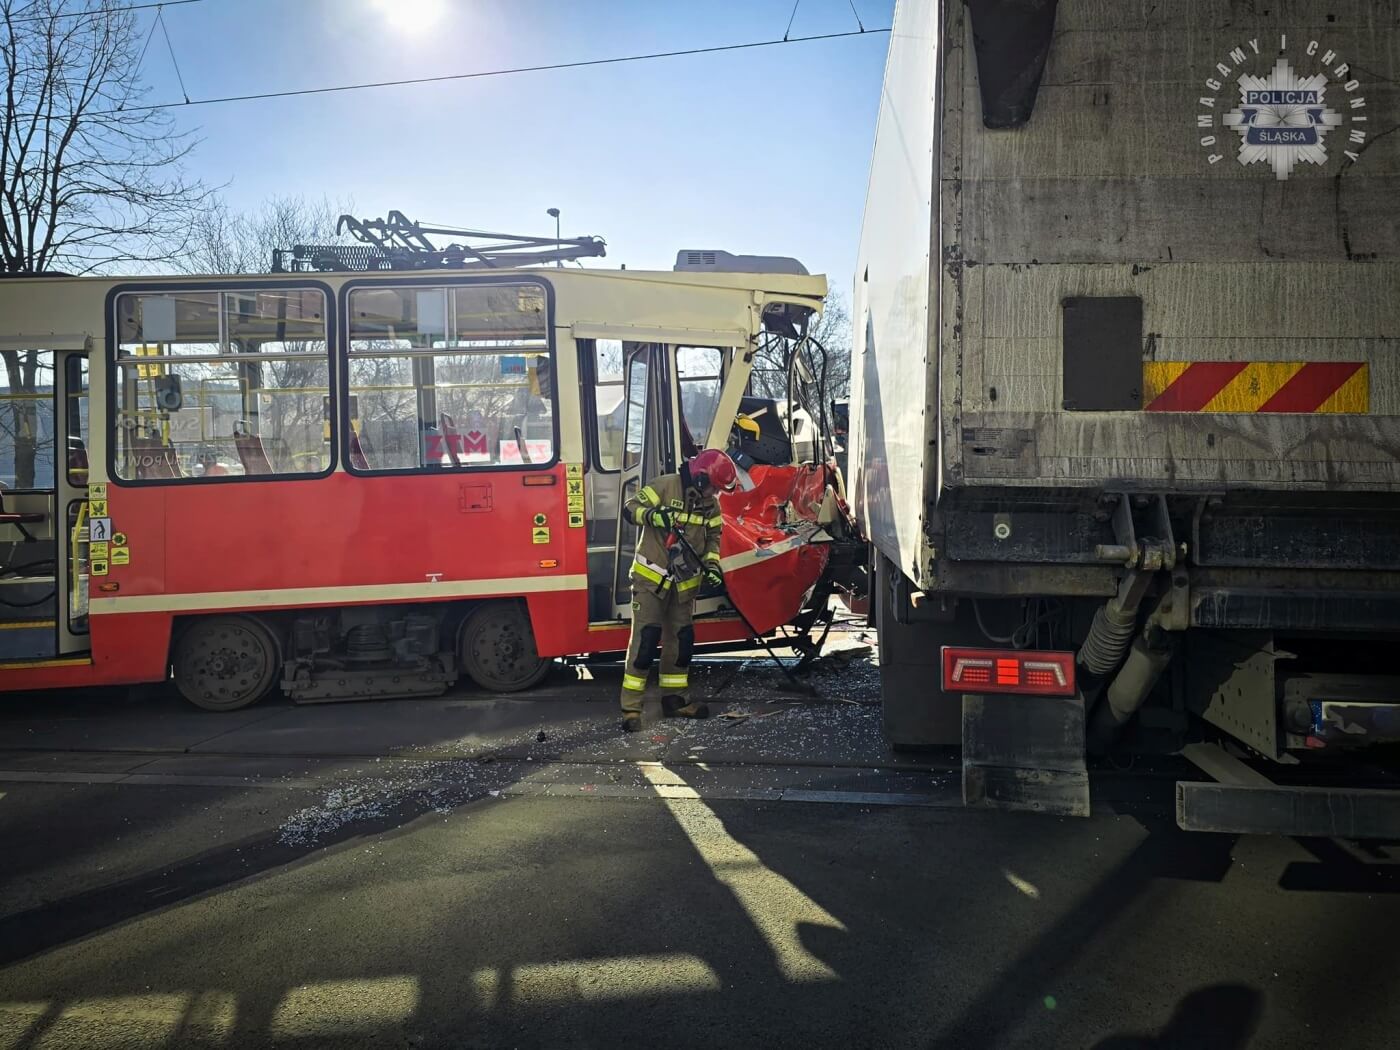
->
[704,565,724,590]
[642,506,674,529]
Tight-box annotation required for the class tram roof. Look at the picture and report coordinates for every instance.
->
[0,265,829,301]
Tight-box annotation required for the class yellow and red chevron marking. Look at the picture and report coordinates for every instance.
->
[1142,361,1368,413]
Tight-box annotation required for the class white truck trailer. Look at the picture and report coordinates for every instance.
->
[850,0,1400,834]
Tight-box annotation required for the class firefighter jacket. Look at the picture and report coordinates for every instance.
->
[625,471,723,595]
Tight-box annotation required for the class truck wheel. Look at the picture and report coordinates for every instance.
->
[458,601,552,692]
[173,615,280,712]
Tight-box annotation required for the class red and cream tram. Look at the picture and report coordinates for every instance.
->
[0,264,836,708]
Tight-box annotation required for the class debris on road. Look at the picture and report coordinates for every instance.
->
[276,651,889,846]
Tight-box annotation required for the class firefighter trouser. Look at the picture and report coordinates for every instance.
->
[620,581,696,714]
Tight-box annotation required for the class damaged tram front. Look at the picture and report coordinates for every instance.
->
[0,257,844,708]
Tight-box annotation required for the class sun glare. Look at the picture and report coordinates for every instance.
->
[368,0,447,34]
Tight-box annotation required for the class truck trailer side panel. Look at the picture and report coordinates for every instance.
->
[856,0,1400,594]
[849,0,941,582]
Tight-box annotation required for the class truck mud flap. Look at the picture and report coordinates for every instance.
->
[962,693,1090,817]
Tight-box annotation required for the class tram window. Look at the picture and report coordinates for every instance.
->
[0,349,56,490]
[347,282,555,471]
[65,357,89,487]
[593,340,625,471]
[676,346,723,457]
[622,352,648,472]
[112,289,331,481]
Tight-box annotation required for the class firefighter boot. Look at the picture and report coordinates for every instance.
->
[621,712,642,733]
[662,695,710,719]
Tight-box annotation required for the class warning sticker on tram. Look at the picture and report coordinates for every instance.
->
[88,498,108,517]
[90,541,109,559]
[565,463,583,479]
[111,547,130,566]
[91,558,109,576]
[568,511,584,528]
[532,527,551,544]
[89,517,112,542]
[565,478,584,497]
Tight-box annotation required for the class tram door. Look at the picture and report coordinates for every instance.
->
[0,346,90,662]
[582,338,732,623]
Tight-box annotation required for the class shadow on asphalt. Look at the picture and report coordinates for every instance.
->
[0,712,632,970]
[1090,984,1263,1050]
[5,662,1400,1048]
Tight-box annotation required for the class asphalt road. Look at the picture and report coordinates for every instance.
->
[2,663,1399,1050]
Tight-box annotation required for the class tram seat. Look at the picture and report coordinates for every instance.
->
[0,488,45,543]
[233,421,274,476]
[129,435,181,479]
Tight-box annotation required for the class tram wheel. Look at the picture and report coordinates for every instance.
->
[457,601,552,693]
[173,615,280,712]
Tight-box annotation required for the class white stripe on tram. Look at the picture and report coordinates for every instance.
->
[88,575,590,615]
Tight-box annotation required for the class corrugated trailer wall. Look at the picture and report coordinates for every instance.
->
[940,0,1400,498]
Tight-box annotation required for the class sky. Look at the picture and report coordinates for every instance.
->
[131,0,895,299]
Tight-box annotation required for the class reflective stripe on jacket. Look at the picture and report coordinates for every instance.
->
[624,472,721,592]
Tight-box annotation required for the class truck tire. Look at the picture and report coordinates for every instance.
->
[874,554,965,749]
[173,615,281,712]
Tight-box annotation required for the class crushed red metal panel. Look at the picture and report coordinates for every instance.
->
[718,463,832,635]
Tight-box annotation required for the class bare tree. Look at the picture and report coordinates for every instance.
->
[0,0,208,274]
[1,1,209,486]
[181,193,353,275]
[171,195,352,472]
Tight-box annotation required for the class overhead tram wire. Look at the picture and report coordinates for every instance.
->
[155,4,191,103]
[783,0,802,40]
[3,0,206,26]
[97,27,892,116]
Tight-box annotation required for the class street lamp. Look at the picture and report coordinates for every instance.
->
[546,207,561,267]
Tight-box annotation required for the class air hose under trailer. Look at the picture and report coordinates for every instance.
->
[1076,561,1177,755]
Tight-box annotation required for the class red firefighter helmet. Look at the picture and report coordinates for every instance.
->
[688,448,739,494]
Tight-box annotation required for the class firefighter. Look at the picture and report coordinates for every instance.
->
[619,448,739,732]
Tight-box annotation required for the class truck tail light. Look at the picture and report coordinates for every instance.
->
[941,647,1076,697]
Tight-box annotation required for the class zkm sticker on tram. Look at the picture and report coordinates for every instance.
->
[532,526,551,544]
[533,513,548,527]
[111,547,130,566]
[112,532,128,546]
